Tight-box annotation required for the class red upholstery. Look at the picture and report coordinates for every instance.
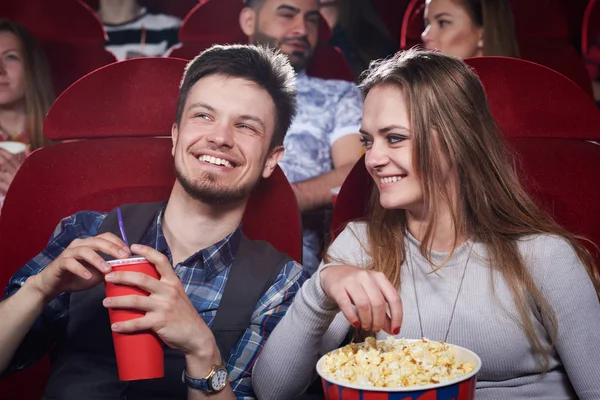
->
[464,57,600,140]
[582,0,600,81]
[558,0,590,46]
[44,57,188,140]
[330,155,372,241]
[0,138,301,399]
[168,0,246,59]
[371,0,410,44]
[510,0,593,97]
[0,0,117,95]
[400,0,425,50]
[330,139,600,263]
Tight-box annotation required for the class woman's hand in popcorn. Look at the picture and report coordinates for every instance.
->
[320,265,403,335]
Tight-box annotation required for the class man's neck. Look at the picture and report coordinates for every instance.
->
[98,0,142,25]
[162,183,247,266]
[0,102,26,137]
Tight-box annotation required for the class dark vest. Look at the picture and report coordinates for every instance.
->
[42,203,292,400]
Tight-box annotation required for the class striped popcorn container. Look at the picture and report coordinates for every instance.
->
[316,340,481,400]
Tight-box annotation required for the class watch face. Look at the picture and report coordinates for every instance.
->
[210,368,228,391]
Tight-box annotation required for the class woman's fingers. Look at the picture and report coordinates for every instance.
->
[374,272,403,334]
[359,275,387,332]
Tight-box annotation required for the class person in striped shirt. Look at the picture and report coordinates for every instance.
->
[98,0,181,61]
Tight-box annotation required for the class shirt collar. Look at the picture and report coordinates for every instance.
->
[153,206,243,280]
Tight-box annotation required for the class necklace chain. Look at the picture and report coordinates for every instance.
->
[407,241,472,342]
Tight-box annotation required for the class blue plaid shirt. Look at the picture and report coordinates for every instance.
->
[3,207,308,399]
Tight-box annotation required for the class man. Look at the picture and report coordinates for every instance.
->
[0,45,305,399]
[239,0,364,273]
[98,0,181,60]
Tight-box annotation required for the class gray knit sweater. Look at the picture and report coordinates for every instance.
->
[252,222,600,399]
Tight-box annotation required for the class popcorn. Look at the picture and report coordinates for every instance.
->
[320,337,475,388]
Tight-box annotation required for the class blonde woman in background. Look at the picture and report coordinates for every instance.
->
[422,0,520,59]
[0,19,54,199]
[252,50,600,400]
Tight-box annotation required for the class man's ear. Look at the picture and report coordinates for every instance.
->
[171,123,179,157]
[262,145,284,178]
[239,7,256,38]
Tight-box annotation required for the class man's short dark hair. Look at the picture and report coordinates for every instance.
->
[243,0,266,10]
[175,44,297,148]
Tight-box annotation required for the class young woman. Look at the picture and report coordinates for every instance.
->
[422,0,520,59]
[252,50,600,399]
[0,19,54,198]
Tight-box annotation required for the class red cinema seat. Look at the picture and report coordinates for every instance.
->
[0,57,301,400]
[168,0,246,60]
[582,0,600,83]
[371,0,410,45]
[464,56,600,140]
[400,0,425,50]
[511,0,593,97]
[307,18,354,82]
[0,0,117,95]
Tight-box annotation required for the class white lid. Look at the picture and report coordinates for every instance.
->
[105,257,147,267]
[0,141,27,154]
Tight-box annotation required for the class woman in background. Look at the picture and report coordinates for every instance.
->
[320,0,397,80]
[422,0,520,59]
[0,19,54,198]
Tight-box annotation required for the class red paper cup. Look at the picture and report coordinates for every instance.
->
[105,257,164,381]
[0,141,27,166]
[331,186,341,207]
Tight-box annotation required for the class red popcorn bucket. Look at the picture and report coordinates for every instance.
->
[317,339,481,400]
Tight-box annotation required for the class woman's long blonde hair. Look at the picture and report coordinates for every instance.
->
[0,20,54,150]
[351,49,599,369]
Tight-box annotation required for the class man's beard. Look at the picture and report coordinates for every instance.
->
[175,166,252,206]
[252,30,313,72]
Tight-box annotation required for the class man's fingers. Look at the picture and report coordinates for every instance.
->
[60,257,96,280]
[69,236,131,261]
[0,149,20,172]
[103,294,154,312]
[95,232,131,250]
[130,244,174,278]
[105,271,161,294]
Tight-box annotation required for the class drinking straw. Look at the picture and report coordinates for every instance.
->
[116,207,130,247]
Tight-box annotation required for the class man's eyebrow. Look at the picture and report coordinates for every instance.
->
[186,103,216,113]
[277,4,300,13]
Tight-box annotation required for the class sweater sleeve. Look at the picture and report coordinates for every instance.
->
[252,222,369,399]
[533,236,600,399]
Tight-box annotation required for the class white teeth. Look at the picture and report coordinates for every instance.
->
[199,155,233,168]
[380,176,404,184]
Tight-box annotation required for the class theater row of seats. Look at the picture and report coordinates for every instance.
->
[1,0,598,97]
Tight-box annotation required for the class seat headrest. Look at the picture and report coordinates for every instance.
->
[44,57,188,140]
[178,0,245,43]
[0,0,106,44]
[465,56,600,140]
